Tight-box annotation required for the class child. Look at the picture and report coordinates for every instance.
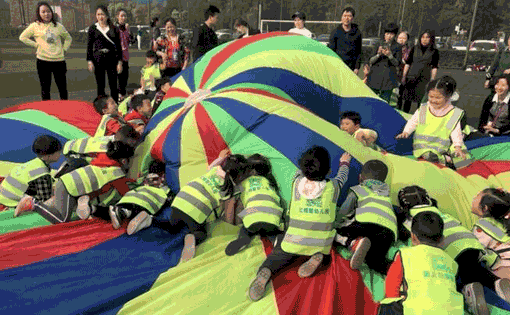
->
[397,185,510,313]
[16,141,135,223]
[109,160,175,233]
[472,188,510,281]
[141,50,166,96]
[93,95,127,137]
[248,147,351,302]
[118,83,143,116]
[335,160,396,274]
[225,154,284,256]
[152,77,172,113]
[124,94,152,134]
[378,211,465,314]
[340,111,379,149]
[1,135,61,214]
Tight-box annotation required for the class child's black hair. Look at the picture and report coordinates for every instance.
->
[398,185,438,212]
[146,50,158,59]
[299,146,331,181]
[106,140,135,162]
[426,75,457,99]
[246,154,280,193]
[340,111,361,125]
[32,135,62,156]
[116,125,140,141]
[360,160,388,182]
[156,77,172,92]
[126,83,141,96]
[480,188,510,234]
[130,94,151,111]
[219,154,248,199]
[411,211,444,245]
[93,95,112,115]
[148,160,166,175]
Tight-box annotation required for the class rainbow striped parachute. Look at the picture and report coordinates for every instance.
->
[2,33,510,314]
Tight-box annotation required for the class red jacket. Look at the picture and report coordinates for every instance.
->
[124,110,149,127]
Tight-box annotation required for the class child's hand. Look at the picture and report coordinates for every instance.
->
[219,148,231,159]
[395,132,409,139]
[340,152,351,163]
[454,146,467,160]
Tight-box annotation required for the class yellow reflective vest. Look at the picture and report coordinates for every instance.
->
[237,176,284,230]
[94,114,126,137]
[118,185,171,215]
[63,136,113,161]
[60,165,126,197]
[281,176,340,256]
[0,158,51,207]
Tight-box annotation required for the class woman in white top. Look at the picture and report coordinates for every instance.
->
[288,12,313,39]
[19,2,72,100]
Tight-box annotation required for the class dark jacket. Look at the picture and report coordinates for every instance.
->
[328,23,363,70]
[488,47,510,82]
[86,24,122,64]
[191,23,218,61]
[367,40,402,91]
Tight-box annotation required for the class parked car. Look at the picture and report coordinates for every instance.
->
[469,40,504,52]
[451,41,468,51]
[317,34,329,45]
[362,37,382,47]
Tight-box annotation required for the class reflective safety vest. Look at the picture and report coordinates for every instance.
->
[280,176,340,256]
[171,168,225,224]
[0,158,50,207]
[118,185,170,215]
[399,245,464,315]
[60,165,126,197]
[94,114,126,137]
[63,136,113,158]
[474,217,510,243]
[406,206,484,259]
[413,104,464,159]
[237,176,284,230]
[351,185,398,241]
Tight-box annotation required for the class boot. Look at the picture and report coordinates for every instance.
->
[463,282,489,315]
[350,237,371,270]
[248,267,272,302]
[298,253,324,278]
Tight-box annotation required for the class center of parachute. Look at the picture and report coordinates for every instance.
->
[184,89,212,109]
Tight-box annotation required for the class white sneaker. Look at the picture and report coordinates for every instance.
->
[109,206,122,229]
[463,282,489,315]
[127,211,152,235]
[495,278,510,304]
[76,195,92,220]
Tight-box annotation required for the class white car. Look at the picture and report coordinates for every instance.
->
[451,42,468,51]
[469,40,504,52]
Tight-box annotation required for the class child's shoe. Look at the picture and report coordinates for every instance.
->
[179,233,196,264]
[225,228,252,256]
[298,253,324,278]
[109,206,122,229]
[14,196,34,217]
[76,195,92,220]
[248,267,272,302]
[350,237,371,270]
[495,278,510,304]
[127,211,152,235]
[463,282,489,315]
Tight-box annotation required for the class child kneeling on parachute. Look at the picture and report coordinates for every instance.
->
[15,141,135,223]
[109,160,175,234]
[248,147,351,302]
[378,211,465,315]
[335,159,397,275]
[397,185,510,315]
[225,154,284,256]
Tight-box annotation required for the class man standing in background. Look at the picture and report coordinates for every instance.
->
[328,7,362,74]
[191,6,220,62]
[288,12,313,39]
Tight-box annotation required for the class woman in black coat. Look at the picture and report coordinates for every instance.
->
[87,5,123,103]
[400,30,439,113]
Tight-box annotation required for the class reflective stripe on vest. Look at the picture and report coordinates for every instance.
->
[171,168,224,224]
[413,104,464,158]
[408,206,484,258]
[0,158,50,207]
[399,245,464,314]
[60,165,125,196]
[118,186,168,214]
[475,218,510,243]
[351,185,397,241]
[128,118,145,126]
[94,115,112,137]
[237,176,284,230]
[63,137,111,156]
[280,177,339,256]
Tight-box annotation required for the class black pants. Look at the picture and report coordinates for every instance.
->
[456,249,498,291]
[337,222,394,275]
[162,67,181,78]
[245,222,280,237]
[94,58,119,103]
[377,301,404,315]
[152,207,208,244]
[118,60,129,96]
[36,59,68,100]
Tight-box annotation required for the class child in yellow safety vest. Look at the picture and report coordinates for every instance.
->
[335,159,397,274]
[108,160,175,234]
[124,94,152,134]
[397,185,510,314]
[339,111,379,150]
[92,95,127,137]
[248,146,351,302]
[378,211,465,315]
[1,135,62,214]
[224,154,285,256]
[15,141,135,224]
[472,188,510,282]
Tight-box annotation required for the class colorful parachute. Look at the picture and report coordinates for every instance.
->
[1,33,510,315]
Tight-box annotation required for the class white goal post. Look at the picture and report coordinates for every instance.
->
[259,19,343,37]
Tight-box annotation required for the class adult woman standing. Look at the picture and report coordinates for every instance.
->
[401,30,439,113]
[153,18,189,78]
[116,8,133,99]
[87,5,123,103]
[150,17,161,51]
[19,2,72,100]
[396,31,411,110]
[478,75,510,136]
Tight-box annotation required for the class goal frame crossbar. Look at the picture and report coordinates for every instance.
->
[259,19,343,33]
